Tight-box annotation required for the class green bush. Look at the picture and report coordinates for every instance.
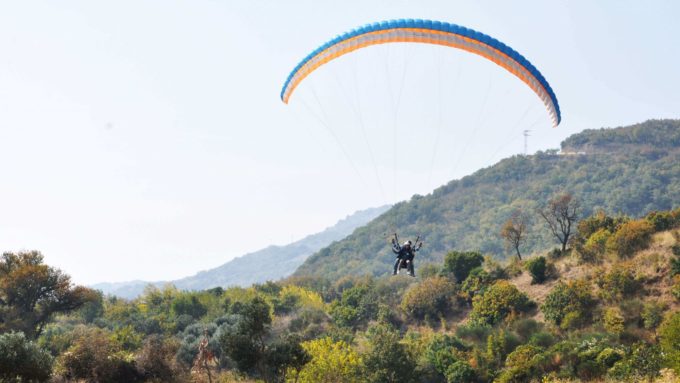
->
[400,276,457,321]
[595,347,624,370]
[606,219,654,258]
[470,281,533,325]
[55,327,142,383]
[0,332,53,383]
[423,334,470,377]
[561,311,587,331]
[645,210,676,231]
[362,324,417,383]
[579,228,612,262]
[641,301,665,329]
[460,267,494,301]
[602,307,625,336]
[495,344,547,383]
[441,251,484,283]
[329,284,378,328]
[608,342,663,380]
[546,247,566,261]
[525,256,548,284]
[542,280,595,328]
[595,265,641,301]
[659,312,680,373]
[577,210,624,239]
[445,361,476,383]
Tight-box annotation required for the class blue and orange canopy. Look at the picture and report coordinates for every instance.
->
[281,19,561,127]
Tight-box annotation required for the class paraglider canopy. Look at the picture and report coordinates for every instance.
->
[281,19,561,127]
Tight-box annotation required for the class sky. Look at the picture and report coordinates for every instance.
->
[0,1,678,284]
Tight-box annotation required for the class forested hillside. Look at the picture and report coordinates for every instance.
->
[93,205,390,298]
[4,207,680,382]
[295,119,680,281]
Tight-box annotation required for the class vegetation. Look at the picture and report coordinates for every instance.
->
[2,120,680,382]
[295,119,680,282]
[500,210,529,260]
[525,256,549,284]
[0,205,678,382]
[441,251,484,283]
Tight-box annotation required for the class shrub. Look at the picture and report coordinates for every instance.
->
[329,284,378,328]
[577,210,624,239]
[579,228,612,262]
[0,331,53,383]
[525,256,548,284]
[419,263,442,279]
[470,281,533,325]
[423,334,470,376]
[542,280,595,328]
[658,312,680,373]
[136,335,182,382]
[672,276,680,301]
[641,301,665,330]
[603,307,625,336]
[606,219,654,258]
[441,251,484,283]
[401,276,457,321]
[445,361,476,383]
[596,347,624,370]
[547,247,565,261]
[595,265,641,301]
[171,294,208,319]
[560,311,586,331]
[363,324,417,383]
[460,267,494,302]
[292,337,362,383]
[455,322,492,343]
[645,211,676,231]
[608,342,663,380]
[495,344,547,383]
[54,327,142,383]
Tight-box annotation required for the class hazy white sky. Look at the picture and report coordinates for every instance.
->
[1,1,678,284]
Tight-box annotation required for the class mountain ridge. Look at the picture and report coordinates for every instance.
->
[293,119,680,282]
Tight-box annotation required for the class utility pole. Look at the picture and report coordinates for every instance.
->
[523,130,531,156]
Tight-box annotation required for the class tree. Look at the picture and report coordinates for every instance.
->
[500,211,529,260]
[659,312,680,373]
[54,327,142,383]
[171,293,208,319]
[219,296,272,374]
[441,251,484,283]
[445,361,476,383]
[539,193,580,252]
[595,265,640,301]
[541,280,595,328]
[525,256,548,284]
[362,324,417,383]
[135,334,181,382]
[606,219,654,258]
[400,276,457,321]
[470,281,533,325]
[264,334,311,382]
[496,344,547,383]
[0,331,53,382]
[602,307,625,336]
[293,337,363,383]
[0,251,98,338]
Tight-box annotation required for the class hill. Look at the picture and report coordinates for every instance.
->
[22,206,680,383]
[294,119,680,281]
[93,205,390,298]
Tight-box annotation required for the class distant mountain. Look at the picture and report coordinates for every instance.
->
[293,119,680,281]
[92,205,391,298]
